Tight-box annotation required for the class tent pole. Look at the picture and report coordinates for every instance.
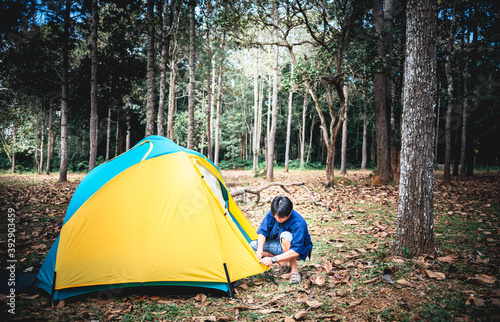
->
[223,263,234,298]
[51,271,57,306]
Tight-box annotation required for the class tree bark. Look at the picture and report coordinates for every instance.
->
[252,49,260,173]
[214,69,222,166]
[11,124,17,174]
[59,0,70,183]
[361,94,368,170]
[106,107,111,160]
[392,0,437,257]
[284,73,294,173]
[157,0,170,137]
[187,0,196,149]
[372,0,394,185]
[300,91,308,170]
[39,105,45,174]
[145,0,156,137]
[89,0,99,171]
[340,84,349,175]
[167,35,178,141]
[115,107,120,157]
[266,1,279,182]
[46,99,53,174]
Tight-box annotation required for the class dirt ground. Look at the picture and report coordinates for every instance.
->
[0,169,499,321]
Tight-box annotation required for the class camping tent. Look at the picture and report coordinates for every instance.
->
[37,136,266,300]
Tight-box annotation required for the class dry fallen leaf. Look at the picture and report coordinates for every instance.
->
[194,293,207,303]
[259,308,282,314]
[471,274,497,285]
[425,270,446,280]
[56,300,65,309]
[396,279,413,287]
[305,300,323,308]
[311,275,326,286]
[193,316,216,322]
[348,299,363,307]
[437,255,458,264]
[294,310,310,320]
[343,220,358,225]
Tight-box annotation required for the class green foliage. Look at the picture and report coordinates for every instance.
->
[218,158,252,170]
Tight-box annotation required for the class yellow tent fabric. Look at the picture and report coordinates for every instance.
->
[37,136,266,299]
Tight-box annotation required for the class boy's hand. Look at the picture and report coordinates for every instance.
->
[256,250,263,260]
[259,257,273,267]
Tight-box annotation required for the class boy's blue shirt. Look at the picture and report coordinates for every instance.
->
[257,209,313,261]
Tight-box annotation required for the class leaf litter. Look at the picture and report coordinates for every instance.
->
[0,170,498,320]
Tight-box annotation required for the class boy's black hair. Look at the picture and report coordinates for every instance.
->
[271,195,293,218]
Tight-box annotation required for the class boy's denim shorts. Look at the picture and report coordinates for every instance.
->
[250,231,293,255]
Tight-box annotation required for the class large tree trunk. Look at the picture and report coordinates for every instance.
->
[266,1,279,182]
[89,0,99,171]
[46,99,53,174]
[145,0,156,137]
[372,0,394,185]
[392,0,437,257]
[59,0,70,183]
[443,10,457,186]
[187,0,196,149]
[361,94,368,170]
[157,0,170,137]
[340,84,349,175]
[34,111,39,172]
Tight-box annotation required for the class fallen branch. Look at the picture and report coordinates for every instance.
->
[229,182,305,203]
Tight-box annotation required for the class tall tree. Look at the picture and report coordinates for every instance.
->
[443,7,457,186]
[266,1,279,182]
[187,0,196,149]
[392,0,437,257]
[89,0,99,171]
[252,48,260,173]
[157,0,171,137]
[145,0,156,137]
[59,0,71,183]
[361,93,368,170]
[372,0,395,185]
[46,99,53,174]
[340,84,349,175]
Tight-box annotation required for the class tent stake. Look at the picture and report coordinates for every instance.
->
[223,263,235,298]
[51,271,57,306]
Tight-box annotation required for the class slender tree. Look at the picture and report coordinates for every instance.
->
[89,0,99,171]
[187,0,196,149]
[59,0,71,183]
[361,93,368,170]
[392,0,437,257]
[157,0,170,137]
[46,99,53,174]
[340,84,349,175]
[145,0,156,137]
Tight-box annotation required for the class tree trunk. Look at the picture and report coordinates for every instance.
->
[89,0,99,171]
[300,91,308,170]
[361,94,368,170]
[157,0,170,137]
[392,0,437,257]
[214,69,222,166]
[266,1,279,182]
[252,49,260,173]
[460,62,469,174]
[115,108,120,157]
[372,0,394,185]
[126,102,131,151]
[106,107,111,160]
[34,111,39,172]
[265,71,272,167]
[187,0,196,149]
[46,99,53,174]
[59,0,70,183]
[284,54,295,173]
[39,105,45,174]
[340,84,349,174]
[443,10,457,186]
[167,36,177,141]
[11,124,17,174]
[435,93,440,164]
[145,0,155,137]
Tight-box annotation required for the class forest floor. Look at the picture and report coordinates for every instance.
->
[0,169,499,321]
